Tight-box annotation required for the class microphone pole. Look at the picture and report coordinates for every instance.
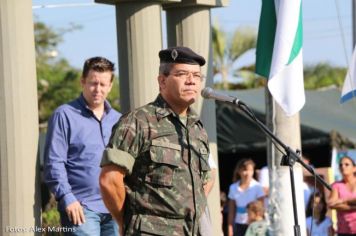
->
[202,88,331,236]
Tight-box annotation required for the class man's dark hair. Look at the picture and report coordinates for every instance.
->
[82,57,115,81]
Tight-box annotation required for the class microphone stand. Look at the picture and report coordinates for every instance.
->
[231,100,331,236]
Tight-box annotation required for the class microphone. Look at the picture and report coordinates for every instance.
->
[201,87,240,105]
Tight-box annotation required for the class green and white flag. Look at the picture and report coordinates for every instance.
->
[256,0,305,116]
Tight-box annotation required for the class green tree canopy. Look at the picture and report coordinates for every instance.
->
[212,24,260,90]
[304,62,346,90]
[212,24,347,91]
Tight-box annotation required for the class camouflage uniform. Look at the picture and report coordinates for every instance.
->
[101,94,211,235]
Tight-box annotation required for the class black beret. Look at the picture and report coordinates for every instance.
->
[159,46,206,66]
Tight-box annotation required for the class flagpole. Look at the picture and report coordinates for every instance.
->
[353,0,356,47]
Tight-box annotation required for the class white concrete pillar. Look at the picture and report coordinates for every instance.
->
[96,0,177,112]
[163,2,228,235]
[0,1,40,235]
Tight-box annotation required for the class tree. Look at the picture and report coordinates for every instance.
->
[212,24,347,91]
[212,24,258,90]
[304,62,346,90]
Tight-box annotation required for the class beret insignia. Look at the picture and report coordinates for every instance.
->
[171,49,178,61]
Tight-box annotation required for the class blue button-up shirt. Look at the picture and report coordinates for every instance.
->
[44,94,121,213]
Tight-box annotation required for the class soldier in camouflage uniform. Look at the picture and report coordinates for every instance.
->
[99,46,211,235]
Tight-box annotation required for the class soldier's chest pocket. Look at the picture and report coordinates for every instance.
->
[192,147,210,173]
[145,140,181,187]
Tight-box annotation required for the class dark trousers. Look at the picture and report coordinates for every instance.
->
[234,223,248,236]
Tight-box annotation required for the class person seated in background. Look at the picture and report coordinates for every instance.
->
[328,156,356,236]
[245,200,268,236]
[305,191,333,236]
[227,158,265,236]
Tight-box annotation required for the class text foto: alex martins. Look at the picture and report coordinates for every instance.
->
[5,226,76,233]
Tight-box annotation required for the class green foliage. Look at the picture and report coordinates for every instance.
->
[304,63,347,90]
[230,28,256,62]
[34,19,81,62]
[34,21,62,60]
[107,78,120,110]
[212,23,226,74]
[212,23,258,90]
[35,19,80,125]
[37,59,82,124]
[212,21,347,91]
[42,208,61,229]
[234,64,266,89]
[42,200,63,236]
[41,196,62,235]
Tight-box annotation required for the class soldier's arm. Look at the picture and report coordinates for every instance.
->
[203,153,217,196]
[203,168,216,196]
[100,164,126,235]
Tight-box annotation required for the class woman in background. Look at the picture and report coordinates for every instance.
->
[328,156,356,236]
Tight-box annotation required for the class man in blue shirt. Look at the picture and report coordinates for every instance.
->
[44,57,121,235]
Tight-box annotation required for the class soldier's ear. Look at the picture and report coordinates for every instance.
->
[158,75,167,89]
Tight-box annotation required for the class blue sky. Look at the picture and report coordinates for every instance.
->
[32,0,353,74]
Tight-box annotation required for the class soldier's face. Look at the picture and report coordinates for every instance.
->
[81,70,113,110]
[159,63,202,109]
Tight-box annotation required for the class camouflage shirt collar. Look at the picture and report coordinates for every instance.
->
[154,94,174,119]
[154,94,201,125]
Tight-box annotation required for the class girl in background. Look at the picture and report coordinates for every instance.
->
[305,191,333,236]
[227,158,265,236]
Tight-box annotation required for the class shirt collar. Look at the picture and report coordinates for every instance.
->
[154,94,174,120]
[154,94,201,125]
[78,93,112,114]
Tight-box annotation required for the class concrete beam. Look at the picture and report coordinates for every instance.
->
[163,0,229,8]
[96,0,180,5]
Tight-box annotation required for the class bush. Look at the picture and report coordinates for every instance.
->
[42,196,62,236]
